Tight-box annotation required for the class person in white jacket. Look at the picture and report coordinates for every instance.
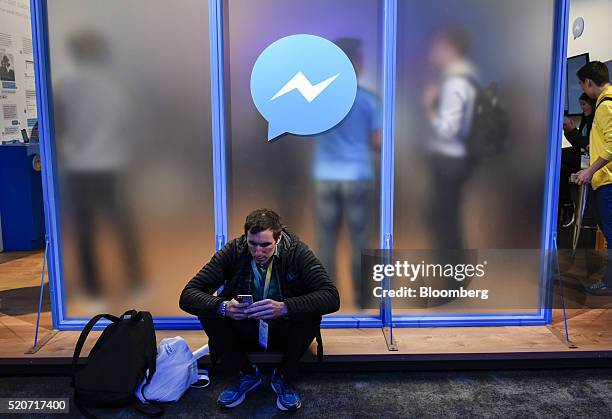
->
[54,30,141,297]
[422,28,478,250]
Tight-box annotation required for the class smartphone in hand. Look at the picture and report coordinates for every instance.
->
[237,295,253,306]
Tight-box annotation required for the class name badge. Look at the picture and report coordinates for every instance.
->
[258,320,269,350]
[581,154,590,169]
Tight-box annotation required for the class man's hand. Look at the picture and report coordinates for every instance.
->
[245,299,289,320]
[225,299,249,320]
[575,158,610,185]
[575,168,593,185]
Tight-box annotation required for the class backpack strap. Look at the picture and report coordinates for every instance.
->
[71,313,120,380]
[463,75,482,91]
[138,311,157,384]
[135,311,165,417]
[596,97,612,110]
[71,313,120,419]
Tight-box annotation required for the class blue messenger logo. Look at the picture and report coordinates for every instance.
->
[250,34,357,141]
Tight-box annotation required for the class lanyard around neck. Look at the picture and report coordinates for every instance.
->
[251,258,274,300]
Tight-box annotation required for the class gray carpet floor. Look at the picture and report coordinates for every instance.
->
[1,369,611,418]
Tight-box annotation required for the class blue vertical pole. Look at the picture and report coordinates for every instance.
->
[380,0,397,328]
[540,0,570,324]
[33,239,49,348]
[31,0,63,328]
[209,0,228,251]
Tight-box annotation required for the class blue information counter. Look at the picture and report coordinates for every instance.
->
[0,143,45,251]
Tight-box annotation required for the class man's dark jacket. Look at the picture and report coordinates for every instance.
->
[179,228,340,320]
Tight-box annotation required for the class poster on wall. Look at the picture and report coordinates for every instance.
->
[567,53,589,116]
[0,0,37,143]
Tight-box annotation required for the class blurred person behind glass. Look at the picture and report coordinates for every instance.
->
[54,30,142,298]
[422,28,478,251]
[560,93,595,227]
[313,38,381,308]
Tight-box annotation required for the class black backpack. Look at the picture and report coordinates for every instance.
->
[71,310,163,417]
[466,80,509,160]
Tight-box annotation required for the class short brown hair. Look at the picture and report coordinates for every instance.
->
[577,61,610,86]
[244,208,282,240]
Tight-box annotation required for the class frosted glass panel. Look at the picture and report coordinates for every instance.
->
[47,0,215,316]
[224,0,383,313]
[392,0,555,313]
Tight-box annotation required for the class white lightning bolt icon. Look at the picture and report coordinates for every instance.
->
[270,71,339,103]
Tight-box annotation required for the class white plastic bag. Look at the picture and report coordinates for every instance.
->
[136,336,209,403]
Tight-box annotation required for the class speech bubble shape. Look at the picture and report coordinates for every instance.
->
[572,17,584,40]
[250,34,357,141]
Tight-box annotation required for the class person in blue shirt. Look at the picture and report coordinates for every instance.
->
[313,38,381,308]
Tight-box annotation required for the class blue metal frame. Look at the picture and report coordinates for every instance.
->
[379,0,397,329]
[207,0,386,328]
[31,0,569,330]
[210,0,228,251]
[540,0,570,325]
[389,0,570,327]
[31,0,63,329]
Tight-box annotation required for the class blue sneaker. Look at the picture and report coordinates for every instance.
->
[270,369,302,411]
[217,367,262,408]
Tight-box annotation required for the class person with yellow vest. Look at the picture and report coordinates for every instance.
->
[575,61,612,295]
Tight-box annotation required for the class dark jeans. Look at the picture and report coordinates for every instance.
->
[66,172,142,296]
[595,184,612,286]
[198,316,320,383]
[315,180,373,305]
[429,154,472,249]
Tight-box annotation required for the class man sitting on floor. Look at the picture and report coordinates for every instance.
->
[179,208,340,411]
